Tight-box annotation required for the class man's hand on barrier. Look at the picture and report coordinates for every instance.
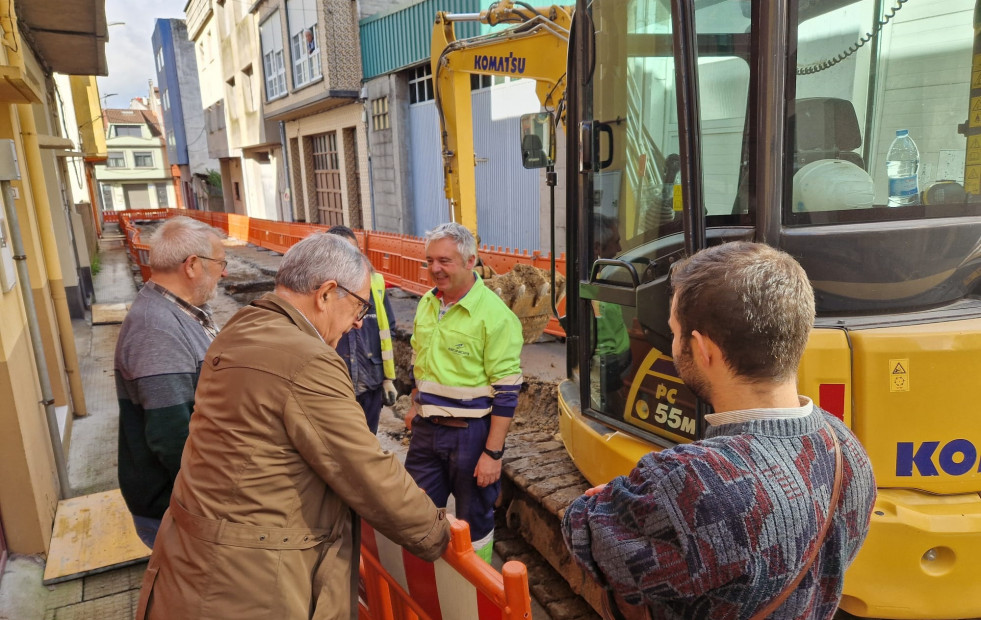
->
[382,380,397,407]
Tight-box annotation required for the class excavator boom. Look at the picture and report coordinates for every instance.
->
[431,2,572,232]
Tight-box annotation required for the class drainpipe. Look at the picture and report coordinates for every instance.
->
[4,6,88,416]
[0,149,72,499]
[279,121,293,222]
[361,91,377,231]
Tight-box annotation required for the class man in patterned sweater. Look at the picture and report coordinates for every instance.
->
[115,216,227,548]
[562,242,875,619]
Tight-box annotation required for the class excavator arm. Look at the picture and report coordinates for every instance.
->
[431,1,573,233]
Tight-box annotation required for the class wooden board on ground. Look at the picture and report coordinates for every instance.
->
[91,303,130,325]
[42,489,151,585]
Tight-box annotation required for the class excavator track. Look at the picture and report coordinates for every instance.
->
[498,427,603,619]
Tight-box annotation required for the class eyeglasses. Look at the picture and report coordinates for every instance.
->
[336,284,371,321]
[187,255,228,271]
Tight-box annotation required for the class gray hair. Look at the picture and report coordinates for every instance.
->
[149,216,223,271]
[424,222,476,264]
[276,232,371,294]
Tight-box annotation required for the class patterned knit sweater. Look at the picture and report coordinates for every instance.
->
[562,407,875,619]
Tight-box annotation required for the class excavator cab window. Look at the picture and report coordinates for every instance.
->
[576,0,752,443]
[519,112,555,169]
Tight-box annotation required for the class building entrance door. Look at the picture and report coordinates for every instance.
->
[123,184,151,209]
[312,132,343,226]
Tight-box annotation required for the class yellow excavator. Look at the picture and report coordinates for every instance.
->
[431,2,572,231]
[435,1,981,618]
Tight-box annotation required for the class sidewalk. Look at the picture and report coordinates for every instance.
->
[0,232,560,619]
[0,234,145,619]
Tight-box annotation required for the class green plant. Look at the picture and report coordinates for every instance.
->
[206,169,222,189]
[90,251,101,277]
[205,169,223,198]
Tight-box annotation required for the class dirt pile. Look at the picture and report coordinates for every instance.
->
[485,264,566,344]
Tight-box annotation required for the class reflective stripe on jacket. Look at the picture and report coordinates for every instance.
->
[411,274,523,419]
[370,272,396,380]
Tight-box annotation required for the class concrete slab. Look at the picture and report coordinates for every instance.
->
[42,490,150,585]
[90,303,129,325]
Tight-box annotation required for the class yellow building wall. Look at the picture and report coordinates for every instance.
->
[0,1,89,554]
[0,321,58,553]
[0,108,70,408]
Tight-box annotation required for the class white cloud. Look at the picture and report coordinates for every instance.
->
[97,0,187,108]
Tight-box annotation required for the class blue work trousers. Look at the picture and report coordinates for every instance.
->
[358,387,383,434]
[404,415,498,542]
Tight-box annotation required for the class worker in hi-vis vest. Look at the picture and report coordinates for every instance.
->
[328,226,398,433]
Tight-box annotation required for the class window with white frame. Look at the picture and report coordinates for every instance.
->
[134,151,154,168]
[260,12,287,100]
[101,185,114,210]
[287,0,321,89]
[114,125,143,138]
[155,184,169,207]
[106,151,125,168]
[409,64,434,104]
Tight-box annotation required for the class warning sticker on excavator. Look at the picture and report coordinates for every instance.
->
[968,136,981,164]
[967,165,981,194]
[971,97,981,127]
[974,70,981,89]
[890,358,909,392]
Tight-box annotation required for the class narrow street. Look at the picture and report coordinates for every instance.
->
[0,229,594,619]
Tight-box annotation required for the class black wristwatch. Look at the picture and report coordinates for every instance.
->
[483,447,504,460]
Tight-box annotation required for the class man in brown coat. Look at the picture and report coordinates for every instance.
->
[137,233,451,619]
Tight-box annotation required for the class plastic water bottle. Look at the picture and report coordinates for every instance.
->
[886,129,920,206]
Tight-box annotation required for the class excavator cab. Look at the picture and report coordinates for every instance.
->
[559,0,981,617]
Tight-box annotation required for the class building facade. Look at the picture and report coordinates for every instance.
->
[185,0,283,219]
[0,0,106,556]
[94,108,174,211]
[359,0,566,252]
[253,0,366,227]
[152,18,219,211]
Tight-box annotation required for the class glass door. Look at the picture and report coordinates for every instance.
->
[577,0,754,444]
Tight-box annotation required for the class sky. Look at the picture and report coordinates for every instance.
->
[97,0,188,108]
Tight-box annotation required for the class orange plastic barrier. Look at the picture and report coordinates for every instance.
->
[359,519,532,620]
[104,209,170,225]
[112,209,567,337]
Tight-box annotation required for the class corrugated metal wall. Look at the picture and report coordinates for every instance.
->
[360,0,493,79]
[409,81,541,250]
[472,82,541,250]
[409,100,451,236]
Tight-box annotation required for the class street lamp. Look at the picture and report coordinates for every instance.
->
[100,93,117,107]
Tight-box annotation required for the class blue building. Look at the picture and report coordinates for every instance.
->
[152,18,218,210]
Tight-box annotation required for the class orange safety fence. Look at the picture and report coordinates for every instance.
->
[103,209,170,225]
[359,519,532,620]
[110,209,566,337]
